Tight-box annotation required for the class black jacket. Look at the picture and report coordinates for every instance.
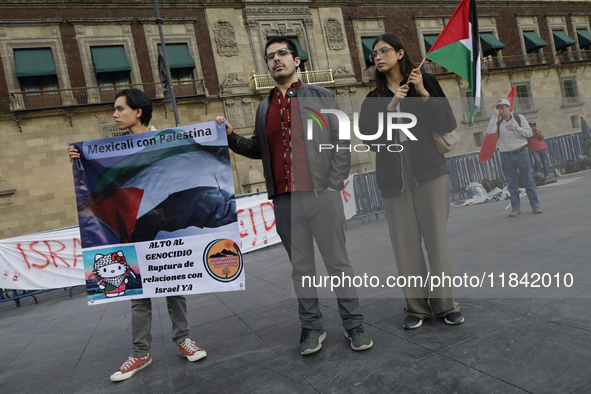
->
[227,82,350,199]
[359,73,457,198]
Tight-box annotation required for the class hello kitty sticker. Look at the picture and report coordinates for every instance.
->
[84,245,143,302]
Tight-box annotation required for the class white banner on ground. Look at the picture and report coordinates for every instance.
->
[341,175,356,220]
[237,193,281,253]
[0,227,85,290]
[0,195,281,291]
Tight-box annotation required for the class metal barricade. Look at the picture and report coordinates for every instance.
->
[0,287,78,307]
[446,131,583,200]
[446,150,505,200]
[545,132,583,173]
[347,171,386,226]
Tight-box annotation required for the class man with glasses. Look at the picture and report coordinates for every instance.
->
[486,99,543,217]
[216,36,373,355]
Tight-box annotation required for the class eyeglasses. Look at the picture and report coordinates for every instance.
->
[265,48,294,62]
[370,47,397,62]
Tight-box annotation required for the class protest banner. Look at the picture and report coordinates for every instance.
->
[236,193,281,253]
[0,227,85,290]
[341,175,356,220]
[0,196,273,292]
[70,121,244,305]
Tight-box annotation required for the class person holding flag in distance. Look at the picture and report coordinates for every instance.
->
[68,89,207,382]
[486,99,543,217]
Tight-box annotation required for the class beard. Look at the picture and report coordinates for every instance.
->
[102,273,126,288]
[271,64,296,83]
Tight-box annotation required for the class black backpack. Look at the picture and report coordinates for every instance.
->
[532,172,546,186]
[497,113,522,134]
[491,179,505,189]
[480,179,496,193]
[565,160,581,174]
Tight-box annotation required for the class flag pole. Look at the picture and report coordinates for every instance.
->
[417,57,427,69]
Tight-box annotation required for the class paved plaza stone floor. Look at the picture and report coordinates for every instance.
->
[1,172,590,393]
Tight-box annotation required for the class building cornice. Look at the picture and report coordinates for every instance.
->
[348,15,387,20]
[137,17,197,24]
[67,18,134,25]
[0,18,63,26]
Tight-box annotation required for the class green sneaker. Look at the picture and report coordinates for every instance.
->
[344,324,373,351]
[299,328,326,355]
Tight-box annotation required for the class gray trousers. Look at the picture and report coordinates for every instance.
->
[382,148,460,319]
[273,191,364,331]
[131,296,191,357]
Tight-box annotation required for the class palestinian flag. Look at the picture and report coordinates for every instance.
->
[75,129,237,248]
[478,87,514,163]
[426,0,480,126]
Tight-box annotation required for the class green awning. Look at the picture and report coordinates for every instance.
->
[157,43,196,69]
[552,31,576,50]
[577,29,591,48]
[91,46,132,74]
[14,48,57,78]
[523,31,548,53]
[480,33,506,57]
[362,38,376,62]
[290,38,308,63]
[424,35,439,53]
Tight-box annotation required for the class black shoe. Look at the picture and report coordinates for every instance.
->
[444,311,465,325]
[402,315,424,330]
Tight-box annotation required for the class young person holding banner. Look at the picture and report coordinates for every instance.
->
[68,89,206,382]
[359,33,464,330]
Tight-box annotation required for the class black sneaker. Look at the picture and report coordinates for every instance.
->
[402,315,424,330]
[344,324,373,351]
[444,311,465,325]
[299,328,326,355]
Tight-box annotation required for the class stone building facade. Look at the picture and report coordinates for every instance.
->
[1,0,590,238]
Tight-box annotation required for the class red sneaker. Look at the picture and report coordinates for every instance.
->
[178,338,207,362]
[110,354,152,382]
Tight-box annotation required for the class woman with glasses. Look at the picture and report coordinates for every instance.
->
[359,33,464,330]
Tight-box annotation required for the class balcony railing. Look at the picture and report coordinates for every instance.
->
[481,51,591,71]
[555,49,591,63]
[422,51,590,76]
[253,68,334,90]
[482,53,554,70]
[421,62,452,75]
[0,79,205,113]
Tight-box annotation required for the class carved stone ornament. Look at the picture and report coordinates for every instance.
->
[278,24,288,36]
[221,73,251,95]
[243,8,311,16]
[324,18,345,51]
[214,21,239,57]
[222,73,248,87]
[333,65,353,78]
[224,98,255,128]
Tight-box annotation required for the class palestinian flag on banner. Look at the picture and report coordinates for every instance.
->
[75,129,236,248]
[426,0,480,126]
